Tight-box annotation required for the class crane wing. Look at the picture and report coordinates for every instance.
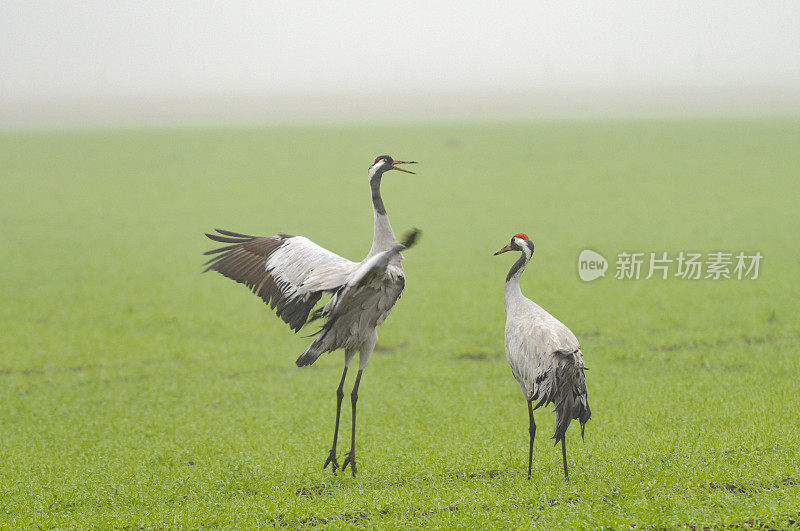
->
[203,229,358,332]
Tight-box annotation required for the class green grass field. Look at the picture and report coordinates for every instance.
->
[1,118,799,528]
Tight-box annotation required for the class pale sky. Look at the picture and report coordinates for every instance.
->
[2,1,799,123]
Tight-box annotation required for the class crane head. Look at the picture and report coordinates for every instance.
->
[370,155,417,174]
[494,234,535,256]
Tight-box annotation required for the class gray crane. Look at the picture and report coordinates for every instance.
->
[203,156,419,477]
[494,233,591,481]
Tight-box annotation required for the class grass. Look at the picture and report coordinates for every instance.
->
[1,117,799,528]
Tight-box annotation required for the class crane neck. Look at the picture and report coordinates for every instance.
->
[504,251,530,302]
[367,172,398,257]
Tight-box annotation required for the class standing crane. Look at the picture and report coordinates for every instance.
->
[494,234,591,481]
[203,155,419,477]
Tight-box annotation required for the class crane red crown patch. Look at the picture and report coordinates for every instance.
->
[514,233,528,240]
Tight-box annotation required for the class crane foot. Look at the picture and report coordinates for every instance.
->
[323,449,339,474]
[342,450,357,477]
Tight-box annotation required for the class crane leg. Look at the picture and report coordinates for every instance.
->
[561,437,569,481]
[527,400,536,480]
[341,369,363,478]
[323,366,348,474]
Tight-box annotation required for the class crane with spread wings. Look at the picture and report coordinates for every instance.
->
[203,156,419,477]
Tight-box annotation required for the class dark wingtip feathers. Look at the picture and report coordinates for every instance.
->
[201,229,320,331]
[214,228,257,238]
[204,229,256,244]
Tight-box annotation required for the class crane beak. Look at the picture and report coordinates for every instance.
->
[494,244,512,255]
[391,160,417,174]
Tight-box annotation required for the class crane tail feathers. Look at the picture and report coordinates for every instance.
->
[532,348,591,444]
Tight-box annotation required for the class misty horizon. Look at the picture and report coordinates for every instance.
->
[2,2,799,127]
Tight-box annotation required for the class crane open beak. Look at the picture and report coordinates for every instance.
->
[391,160,417,174]
[494,244,512,255]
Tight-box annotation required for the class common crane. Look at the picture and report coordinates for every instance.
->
[494,233,591,480]
[203,156,419,477]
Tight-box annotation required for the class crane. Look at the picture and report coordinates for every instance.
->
[203,155,419,477]
[494,233,591,481]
